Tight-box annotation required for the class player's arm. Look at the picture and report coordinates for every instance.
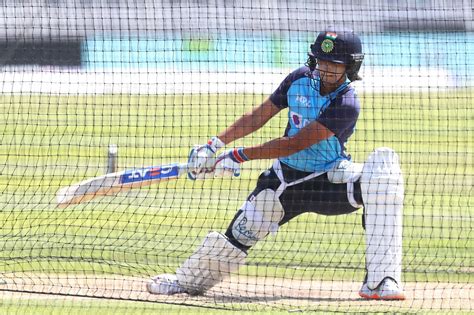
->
[217,98,282,145]
[216,120,334,167]
[228,91,359,161]
[243,121,334,160]
[188,97,282,179]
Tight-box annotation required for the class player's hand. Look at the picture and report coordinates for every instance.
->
[214,148,250,178]
[187,136,225,180]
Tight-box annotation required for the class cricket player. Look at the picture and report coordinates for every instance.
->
[148,29,405,300]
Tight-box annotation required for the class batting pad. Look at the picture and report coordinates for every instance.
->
[360,147,404,289]
[176,231,247,295]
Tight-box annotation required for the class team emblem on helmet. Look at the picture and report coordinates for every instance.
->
[321,39,334,53]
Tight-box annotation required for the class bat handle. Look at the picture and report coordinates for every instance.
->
[177,163,192,176]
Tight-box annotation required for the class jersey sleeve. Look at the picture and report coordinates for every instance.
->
[270,67,309,109]
[317,89,360,136]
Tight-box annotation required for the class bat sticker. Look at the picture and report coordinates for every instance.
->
[120,164,180,184]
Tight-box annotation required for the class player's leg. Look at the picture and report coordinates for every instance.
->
[278,160,363,223]
[147,231,247,295]
[276,154,404,300]
[223,162,363,261]
[147,167,283,295]
[224,168,285,249]
[280,160,404,300]
[358,147,405,300]
[223,162,363,255]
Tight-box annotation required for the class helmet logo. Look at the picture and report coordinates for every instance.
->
[321,39,334,53]
[321,32,337,53]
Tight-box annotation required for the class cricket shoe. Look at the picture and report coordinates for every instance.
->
[147,274,186,295]
[359,277,406,300]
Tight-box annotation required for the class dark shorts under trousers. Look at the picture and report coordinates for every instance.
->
[225,162,364,251]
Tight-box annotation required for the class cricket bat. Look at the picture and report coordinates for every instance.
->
[56,163,189,207]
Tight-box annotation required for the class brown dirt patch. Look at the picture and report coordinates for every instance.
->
[0,274,472,312]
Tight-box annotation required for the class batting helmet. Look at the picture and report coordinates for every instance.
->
[307,30,365,81]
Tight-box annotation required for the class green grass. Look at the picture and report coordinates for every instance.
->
[0,299,293,315]
[0,90,473,312]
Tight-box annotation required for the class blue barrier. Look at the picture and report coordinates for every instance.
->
[83,32,474,82]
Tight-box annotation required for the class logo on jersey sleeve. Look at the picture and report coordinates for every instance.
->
[290,111,310,129]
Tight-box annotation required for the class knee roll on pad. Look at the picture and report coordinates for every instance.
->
[327,159,363,184]
[327,160,364,208]
[360,147,404,289]
[176,232,247,295]
[231,189,285,247]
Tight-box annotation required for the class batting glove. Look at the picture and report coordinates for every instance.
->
[214,148,250,178]
[187,136,225,180]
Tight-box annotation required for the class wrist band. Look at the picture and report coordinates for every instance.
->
[230,147,250,163]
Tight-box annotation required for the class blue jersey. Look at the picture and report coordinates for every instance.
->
[269,66,360,172]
